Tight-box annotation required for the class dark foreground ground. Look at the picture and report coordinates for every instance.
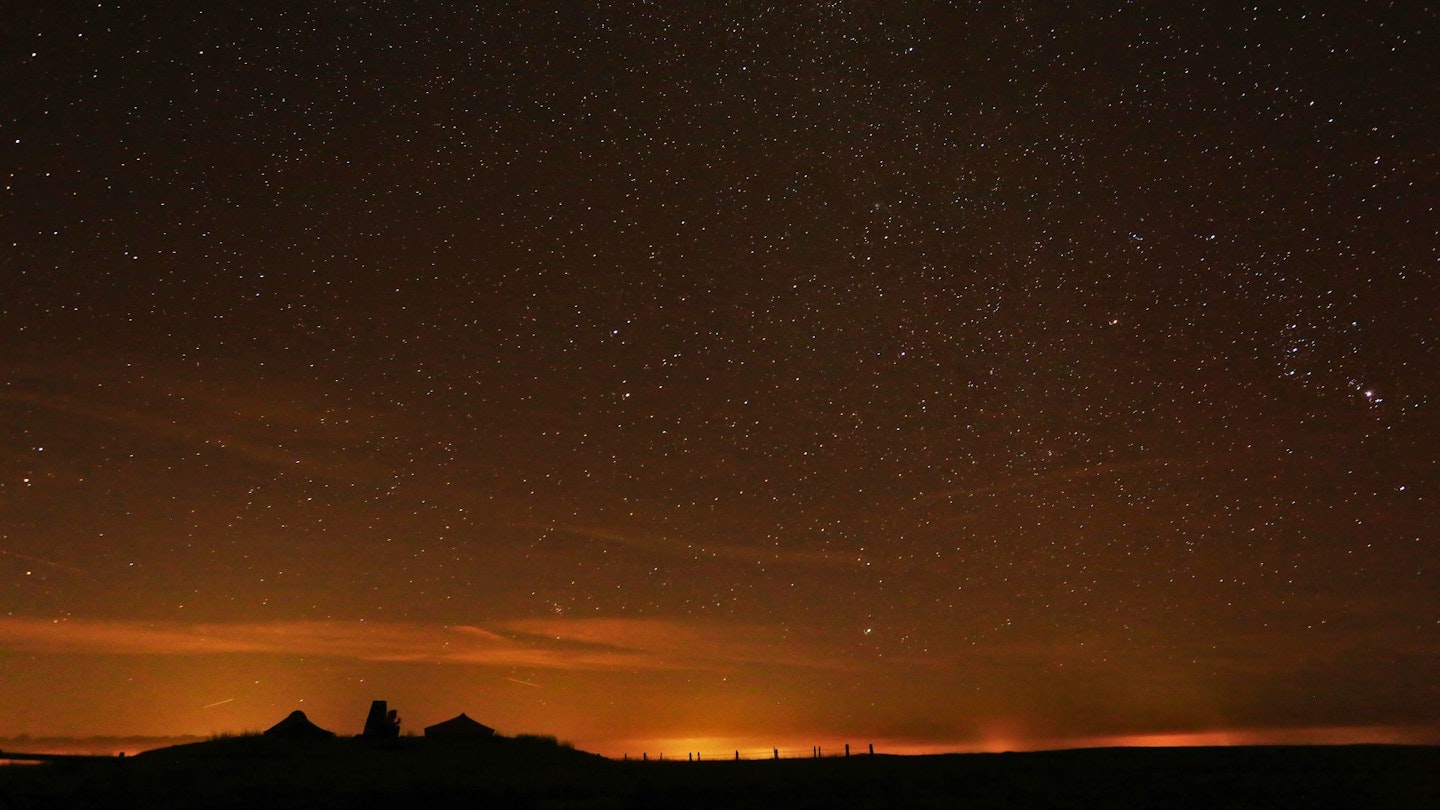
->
[1,736,1436,809]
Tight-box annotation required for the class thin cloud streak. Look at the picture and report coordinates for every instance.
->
[906,457,1188,508]
[0,383,394,486]
[0,616,864,674]
[0,547,87,575]
[514,522,870,570]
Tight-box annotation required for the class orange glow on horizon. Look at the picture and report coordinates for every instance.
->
[7,723,1438,762]
[581,723,1440,761]
[3,613,1438,759]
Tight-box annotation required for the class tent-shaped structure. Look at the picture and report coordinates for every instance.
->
[264,710,336,740]
[424,712,495,739]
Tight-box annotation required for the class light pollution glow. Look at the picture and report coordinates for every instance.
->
[2,617,1436,758]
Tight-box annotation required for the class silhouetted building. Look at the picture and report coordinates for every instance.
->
[362,700,401,739]
[423,712,495,738]
[263,710,335,740]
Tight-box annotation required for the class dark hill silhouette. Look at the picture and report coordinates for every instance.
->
[0,738,1435,809]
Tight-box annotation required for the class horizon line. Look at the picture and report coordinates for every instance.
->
[6,723,1438,760]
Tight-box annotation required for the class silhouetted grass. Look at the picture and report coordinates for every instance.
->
[203,731,262,742]
[513,732,574,749]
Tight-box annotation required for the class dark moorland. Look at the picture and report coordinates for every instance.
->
[1,736,1436,809]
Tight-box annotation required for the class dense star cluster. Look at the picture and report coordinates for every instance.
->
[1,4,1436,754]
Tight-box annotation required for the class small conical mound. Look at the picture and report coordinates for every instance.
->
[263,709,336,740]
[424,712,496,738]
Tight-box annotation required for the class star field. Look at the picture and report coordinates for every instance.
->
[1,3,1437,754]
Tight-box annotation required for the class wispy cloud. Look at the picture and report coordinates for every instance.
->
[511,522,866,570]
[0,374,395,485]
[906,457,1187,509]
[0,616,861,674]
[0,547,87,575]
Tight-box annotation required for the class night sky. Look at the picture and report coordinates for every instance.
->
[2,3,1437,757]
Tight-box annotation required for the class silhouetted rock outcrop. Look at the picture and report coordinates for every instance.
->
[263,710,335,740]
[424,712,495,738]
[362,700,401,739]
